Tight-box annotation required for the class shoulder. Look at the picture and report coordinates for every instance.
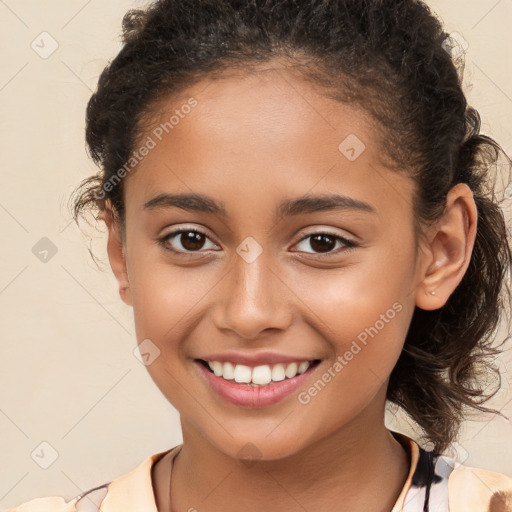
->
[391,431,512,512]
[3,485,109,512]
[447,462,512,512]
[3,447,178,512]
[3,496,79,512]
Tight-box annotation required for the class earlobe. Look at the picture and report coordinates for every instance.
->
[415,183,478,311]
[104,201,132,307]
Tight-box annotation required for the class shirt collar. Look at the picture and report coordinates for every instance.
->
[93,445,181,512]
[390,431,421,511]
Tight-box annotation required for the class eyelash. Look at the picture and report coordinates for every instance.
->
[158,228,358,258]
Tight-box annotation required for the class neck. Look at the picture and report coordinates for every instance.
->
[161,399,410,512]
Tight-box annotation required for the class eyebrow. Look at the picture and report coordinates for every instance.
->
[143,192,376,217]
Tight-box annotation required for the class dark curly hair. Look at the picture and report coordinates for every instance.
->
[70,0,512,454]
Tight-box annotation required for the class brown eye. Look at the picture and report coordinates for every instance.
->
[294,231,357,256]
[309,234,337,253]
[159,229,218,254]
[179,231,206,251]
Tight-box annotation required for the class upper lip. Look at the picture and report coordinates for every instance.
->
[197,351,320,367]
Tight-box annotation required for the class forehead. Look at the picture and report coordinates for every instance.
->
[125,66,415,220]
[145,66,370,158]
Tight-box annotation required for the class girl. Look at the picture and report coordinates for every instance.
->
[8,0,512,510]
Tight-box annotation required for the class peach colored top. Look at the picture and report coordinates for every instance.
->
[5,431,512,511]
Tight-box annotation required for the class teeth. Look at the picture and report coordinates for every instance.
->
[210,361,223,376]
[223,361,235,380]
[271,363,286,382]
[234,364,252,383]
[285,362,298,378]
[252,365,272,385]
[205,360,314,386]
[297,361,310,374]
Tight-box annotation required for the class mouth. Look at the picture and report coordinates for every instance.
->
[196,358,322,387]
[195,357,323,408]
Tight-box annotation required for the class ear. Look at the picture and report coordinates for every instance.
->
[104,201,132,307]
[415,183,477,311]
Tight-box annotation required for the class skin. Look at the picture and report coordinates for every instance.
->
[104,62,477,512]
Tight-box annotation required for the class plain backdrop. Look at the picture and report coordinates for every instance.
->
[1,0,511,508]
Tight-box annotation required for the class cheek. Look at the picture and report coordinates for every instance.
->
[128,250,215,343]
[287,249,415,399]
[316,273,409,357]
[292,276,412,436]
[126,256,211,409]
[302,277,408,400]
[289,253,413,347]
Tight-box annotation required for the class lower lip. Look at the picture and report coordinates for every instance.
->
[195,360,320,408]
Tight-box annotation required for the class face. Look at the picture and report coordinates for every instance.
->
[111,65,426,461]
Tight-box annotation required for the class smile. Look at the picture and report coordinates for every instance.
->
[195,358,322,408]
[199,359,320,386]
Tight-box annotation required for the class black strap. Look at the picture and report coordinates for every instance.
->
[422,451,436,512]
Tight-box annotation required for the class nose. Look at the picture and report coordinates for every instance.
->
[212,248,293,340]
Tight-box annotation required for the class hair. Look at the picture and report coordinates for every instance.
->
[70,0,512,454]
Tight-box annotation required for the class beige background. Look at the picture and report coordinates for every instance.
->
[1,0,511,508]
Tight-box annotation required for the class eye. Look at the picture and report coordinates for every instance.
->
[158,228,219,255]
[158,227,358,257]
[293,231,358,256]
